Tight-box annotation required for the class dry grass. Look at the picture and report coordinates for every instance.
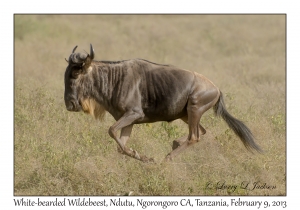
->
[14,14,285,196]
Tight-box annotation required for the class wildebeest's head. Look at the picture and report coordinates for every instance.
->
[64,44,95,112]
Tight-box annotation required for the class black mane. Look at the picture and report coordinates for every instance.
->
[96,58,170,66]
[137,59,170,67]
[98,60,129,64]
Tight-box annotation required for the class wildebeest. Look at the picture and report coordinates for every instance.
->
[64,44,262,162]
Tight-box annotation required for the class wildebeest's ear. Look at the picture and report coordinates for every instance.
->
[82,55,93,70]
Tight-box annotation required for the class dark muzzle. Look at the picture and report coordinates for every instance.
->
[65,98,81,112]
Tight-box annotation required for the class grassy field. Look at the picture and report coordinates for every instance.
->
[14,15,286,196]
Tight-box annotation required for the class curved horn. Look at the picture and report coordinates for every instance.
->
[90,44,94,60]
[72,45,78,53]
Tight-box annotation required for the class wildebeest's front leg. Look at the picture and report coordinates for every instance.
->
[117,124,133,152]
[108,111,154,162]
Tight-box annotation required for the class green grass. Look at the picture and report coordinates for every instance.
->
[14,14,286,196]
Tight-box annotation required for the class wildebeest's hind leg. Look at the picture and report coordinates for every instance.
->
[165,88,220,161]
[108,111,154,162]
[172,116,206,150]
[165,110,203,161]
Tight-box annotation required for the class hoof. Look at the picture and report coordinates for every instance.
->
[117,146,124,154]
[200,127,206,135]
[131,149,141,160]
[172,140,181,150]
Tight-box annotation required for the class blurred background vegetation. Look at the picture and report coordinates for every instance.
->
[14,15,285,195]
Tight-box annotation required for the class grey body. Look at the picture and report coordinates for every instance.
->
[64,44,262,162]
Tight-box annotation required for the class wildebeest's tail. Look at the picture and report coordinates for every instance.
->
[213,91,263,153]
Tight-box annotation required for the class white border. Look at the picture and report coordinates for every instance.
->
[3,0,299,208]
